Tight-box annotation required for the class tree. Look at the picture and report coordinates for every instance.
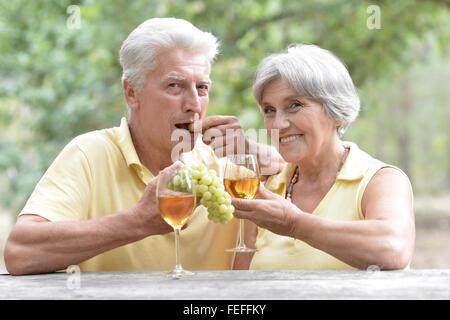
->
[0,0,449,214]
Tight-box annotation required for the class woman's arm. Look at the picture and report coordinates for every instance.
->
[309,167,414,269]
[233,168,415,270]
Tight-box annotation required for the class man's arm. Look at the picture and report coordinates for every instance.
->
[5,211,143,275]
[4,165,178,275]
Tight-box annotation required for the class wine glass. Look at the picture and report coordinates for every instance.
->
[156,168,197,279]
[224,154,260,253]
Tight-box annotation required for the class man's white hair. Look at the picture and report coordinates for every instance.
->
[119,17,219,92]
[252,44,360,137]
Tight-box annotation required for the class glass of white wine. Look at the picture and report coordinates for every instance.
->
[156,168,197,279]
[224,154,260,253]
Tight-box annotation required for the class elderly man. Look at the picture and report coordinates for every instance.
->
[4,18,282,275]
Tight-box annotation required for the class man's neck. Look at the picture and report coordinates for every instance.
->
[128,120,172,176]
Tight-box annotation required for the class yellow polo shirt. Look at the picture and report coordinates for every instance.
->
[250,141,405,270]
[20,118,239,271]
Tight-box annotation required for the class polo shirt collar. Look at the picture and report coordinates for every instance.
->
[336,141,369,181]
[116,117,154,182]
[264,162,296,196]
[267,141,367,192]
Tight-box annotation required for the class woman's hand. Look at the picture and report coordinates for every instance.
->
[231,183,302,237]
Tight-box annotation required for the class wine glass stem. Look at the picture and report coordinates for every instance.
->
[174,227,183,271]
[238,219,246,248]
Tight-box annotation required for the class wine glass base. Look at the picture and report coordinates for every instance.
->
[225,246,257,253]
[165,267,195,279]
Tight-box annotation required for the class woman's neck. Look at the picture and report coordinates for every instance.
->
[295,138,346,185]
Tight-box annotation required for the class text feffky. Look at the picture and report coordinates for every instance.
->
[227,304,266,315]
[183,304,266,317]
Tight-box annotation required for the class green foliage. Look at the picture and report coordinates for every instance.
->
[0,0,449,214]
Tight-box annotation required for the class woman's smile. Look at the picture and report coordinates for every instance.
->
[279,134,304,144]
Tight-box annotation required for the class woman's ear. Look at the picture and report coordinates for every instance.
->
[123,78,139,111]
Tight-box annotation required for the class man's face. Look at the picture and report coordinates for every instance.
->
[132,48,211,157]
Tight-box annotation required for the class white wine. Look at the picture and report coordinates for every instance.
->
[224,178,260,200]
[223,154,260,253]
[158,194,196,228]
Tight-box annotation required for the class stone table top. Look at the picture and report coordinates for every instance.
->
[1,269,449,300]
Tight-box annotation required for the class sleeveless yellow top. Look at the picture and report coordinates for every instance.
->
[250,141,398,270]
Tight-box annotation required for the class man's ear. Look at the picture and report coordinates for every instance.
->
[123,78,139,111]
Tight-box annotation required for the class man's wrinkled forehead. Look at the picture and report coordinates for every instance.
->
[154,47,210,71]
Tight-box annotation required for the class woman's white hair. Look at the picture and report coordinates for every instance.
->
[119,17,219,92]
[252,44,360,137]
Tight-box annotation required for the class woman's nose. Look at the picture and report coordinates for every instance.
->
[272,113,290,130]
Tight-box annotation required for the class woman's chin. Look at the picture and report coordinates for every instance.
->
[279,149,304,164]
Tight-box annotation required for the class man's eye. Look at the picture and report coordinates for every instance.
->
[197,85,209,96]
[168,83,178,88]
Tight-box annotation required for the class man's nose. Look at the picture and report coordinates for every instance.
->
[182,86,202,113]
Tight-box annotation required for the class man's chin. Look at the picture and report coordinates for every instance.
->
[169,135,196,162]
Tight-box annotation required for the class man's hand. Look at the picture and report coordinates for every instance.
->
[198,115,285,177]
[133,161,187,236]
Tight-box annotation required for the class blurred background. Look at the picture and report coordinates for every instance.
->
[0,0,449,271]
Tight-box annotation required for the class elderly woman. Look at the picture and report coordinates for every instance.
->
[233,44,415,270]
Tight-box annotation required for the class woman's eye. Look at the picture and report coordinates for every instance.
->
[263,107,275,114]
[290,102,303,109]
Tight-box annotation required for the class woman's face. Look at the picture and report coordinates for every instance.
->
[260,77,339,164]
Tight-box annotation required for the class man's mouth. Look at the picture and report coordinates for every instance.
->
[174,122,193,131]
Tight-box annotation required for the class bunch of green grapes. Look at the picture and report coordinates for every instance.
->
[168,163,235,224]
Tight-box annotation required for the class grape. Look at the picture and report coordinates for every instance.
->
[192,170,202,179]
[173,175,181,186]
[219,204,228,214]
[202,191,212,200]
[197,184,208,194]
[213,188,225,198]
[168,162,235,224]
[201,175,212,186]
